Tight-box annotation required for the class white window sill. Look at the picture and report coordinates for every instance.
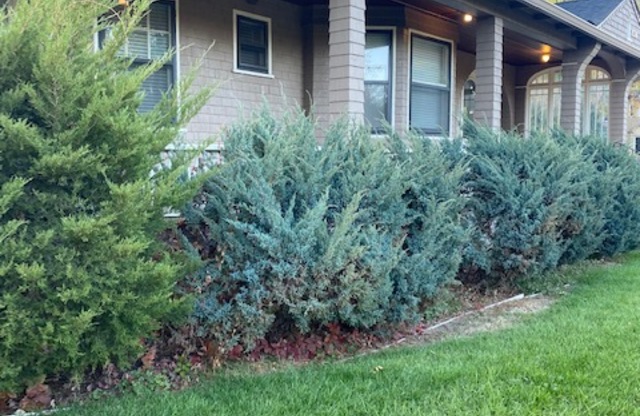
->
[233,68,274,79]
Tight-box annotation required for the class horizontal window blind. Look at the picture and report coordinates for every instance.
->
[237,15,269,73]
[103,1,174,112]
[411,37,449,87]
[139,66,173,114]
[150,4,171,32]
[410,35,450,135]
[141,2,173,113]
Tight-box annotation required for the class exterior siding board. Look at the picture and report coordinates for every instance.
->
[599,0,640,45]
[179,0,304,145]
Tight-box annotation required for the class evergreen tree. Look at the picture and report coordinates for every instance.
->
[0,0,209,390]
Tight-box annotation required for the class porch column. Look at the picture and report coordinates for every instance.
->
[560,40,600,135]
[474,16,503,131]
[328,0,366,122]
[609,61,640,144]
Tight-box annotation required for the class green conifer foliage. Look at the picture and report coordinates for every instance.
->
[554,132,640,257]
[0,0,208,390]
[460,124,601,282]
[182,109,466,348]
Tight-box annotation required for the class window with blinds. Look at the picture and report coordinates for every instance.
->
[409,35,451,135]
[235,12,271,74]
[99,1,175,113]
[365,30,393,133]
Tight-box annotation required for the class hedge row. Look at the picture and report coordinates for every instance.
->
[181,109,466,348]
[182,114,640,349]
[459,124,640,283]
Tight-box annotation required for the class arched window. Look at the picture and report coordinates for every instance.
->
[583,67,610,138]
[527,68,562,134]
[526,66,610,137]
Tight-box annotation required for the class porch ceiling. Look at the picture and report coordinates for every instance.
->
[393,0,568,65]
[284,0,564,66]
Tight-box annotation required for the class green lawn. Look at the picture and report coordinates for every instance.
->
[61,253,640,415]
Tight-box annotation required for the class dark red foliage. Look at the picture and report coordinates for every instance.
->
[244,323,383,362]
[18,384,52,412]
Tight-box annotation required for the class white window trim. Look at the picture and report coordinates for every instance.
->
[174,0,182,104]
[233,9,274,78]
[366,26,396,136]
[406,29,455,138]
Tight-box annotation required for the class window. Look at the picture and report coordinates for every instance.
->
[527,69,562,134]
[234,11,271,75]
[365,30,393,133]
[99,1,175,113]
[409,35,451,135]
[526,66,610,137]
[583,68,610,137]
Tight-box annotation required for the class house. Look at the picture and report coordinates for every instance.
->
[7,0,640,145]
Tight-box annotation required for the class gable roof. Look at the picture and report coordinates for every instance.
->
[556,0,624,25]
[514,0,640,59]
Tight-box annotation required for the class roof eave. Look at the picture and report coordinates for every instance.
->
[514,0,640,60]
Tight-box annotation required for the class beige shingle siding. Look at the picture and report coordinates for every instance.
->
[179,0,304,146]
[599,0,640,43]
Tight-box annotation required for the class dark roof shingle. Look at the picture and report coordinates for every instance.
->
[557,0,624,25]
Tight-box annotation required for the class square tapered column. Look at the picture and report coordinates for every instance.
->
[609,62,640,144]
[560,40,600,135]
[474,16,503,131]
[328,0,366,122]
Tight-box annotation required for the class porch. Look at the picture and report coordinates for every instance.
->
[163,0,640,144]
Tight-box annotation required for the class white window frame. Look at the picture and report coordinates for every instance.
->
[406,29,455,137]
[365,26,396,136]
[174,0,182,102]
[233,10,273,78]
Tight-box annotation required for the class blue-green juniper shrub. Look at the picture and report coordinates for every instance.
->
[181,109,466,349]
